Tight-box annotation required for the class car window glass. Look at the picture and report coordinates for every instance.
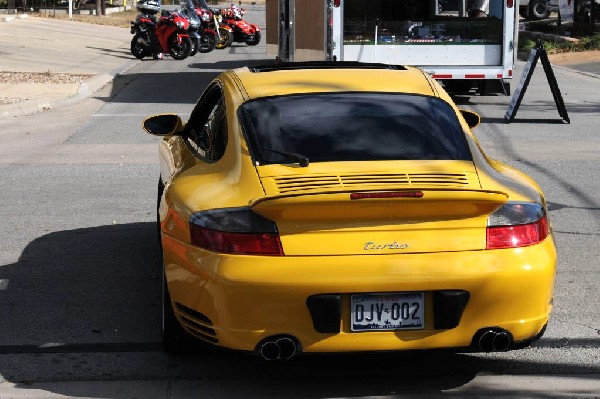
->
[239,92,472,165]
[185,87,228,163]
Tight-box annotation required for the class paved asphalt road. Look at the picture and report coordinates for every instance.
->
[0,8,600,398]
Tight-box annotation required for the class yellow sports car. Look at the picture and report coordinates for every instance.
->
[143,62,556,360]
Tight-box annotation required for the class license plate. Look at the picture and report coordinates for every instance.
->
[351,292,424,331]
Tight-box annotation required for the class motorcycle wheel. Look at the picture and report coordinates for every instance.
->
[189,37,199,56]
[168,35,192,60]
[130,35,149,59]
[199,33,216,53]
[246,31,261,46]
[215,28,233,49]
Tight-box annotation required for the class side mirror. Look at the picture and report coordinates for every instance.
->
[459,109,481,129]
[143,114,184,136]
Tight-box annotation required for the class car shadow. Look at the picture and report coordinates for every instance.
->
[1,223,599,396]
[0,222,162,348]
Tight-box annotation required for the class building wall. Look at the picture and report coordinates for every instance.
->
[265,0,325,60]
[265,0,278,51]
[295,0,325,52]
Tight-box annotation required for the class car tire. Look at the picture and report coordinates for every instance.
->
[157,178,189,354]
[157,179,217,355]
[162,267,194,355]
[528,0,550,19]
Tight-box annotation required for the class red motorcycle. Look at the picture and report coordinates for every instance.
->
[192,0,234,50]
[220,5,261,47]
[130,0,193,60]
[178,0,217,54]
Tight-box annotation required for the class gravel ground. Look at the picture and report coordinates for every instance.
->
[0,71,92,84]
[0,71,92,106]
[33,9,137,28]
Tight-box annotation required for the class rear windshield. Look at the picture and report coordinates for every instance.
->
[238,92,472,165]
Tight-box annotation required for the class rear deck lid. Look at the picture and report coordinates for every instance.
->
[251,161,507,255]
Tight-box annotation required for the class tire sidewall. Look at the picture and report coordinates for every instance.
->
[168,35,192,60]
[130,35,148,59]
[199,33,216,53]
[216,28,233,49]
[529,0,549,19]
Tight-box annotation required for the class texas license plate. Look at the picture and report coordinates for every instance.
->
[351,292,424,331]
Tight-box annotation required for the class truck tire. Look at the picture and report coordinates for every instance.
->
[528,0,550,19]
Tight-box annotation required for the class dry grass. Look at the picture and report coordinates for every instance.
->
[34,9,138,28]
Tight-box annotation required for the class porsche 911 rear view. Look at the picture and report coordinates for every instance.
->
[142,62,557,359]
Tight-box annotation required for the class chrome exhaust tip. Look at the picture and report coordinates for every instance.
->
[475,328,513,352]
[276,337,297,360]
[259,341,280,361]
[257,336,299,361]
[492,330,511,351]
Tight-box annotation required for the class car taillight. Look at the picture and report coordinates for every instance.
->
[189,207,283,255]
[486,202,549,249]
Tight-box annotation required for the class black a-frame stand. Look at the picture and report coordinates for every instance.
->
[505,41,570,124]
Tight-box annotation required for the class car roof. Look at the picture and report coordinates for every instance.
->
[229,62,439,100]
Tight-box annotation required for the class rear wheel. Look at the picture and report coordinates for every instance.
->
[130,35,148,59]
[199,32,217,53]
[168,35,192,60]
[215,28,234,49]
[528,0,550,19]
[158,179,192,354]
[162,267,196,354]
[246,31,261,46]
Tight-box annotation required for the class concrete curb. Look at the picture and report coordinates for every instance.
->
[0,58,140,119]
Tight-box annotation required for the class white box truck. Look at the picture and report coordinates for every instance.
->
[266,0,519,95]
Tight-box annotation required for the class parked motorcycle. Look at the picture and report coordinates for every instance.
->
[220,4,261,46]
[177,0,202,56]
[179,0,217,54]
[130,0,193,60]
[192,0,233,50]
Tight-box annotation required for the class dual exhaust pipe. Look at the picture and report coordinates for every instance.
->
[257,328,513,359]
[475,328,513,352]
[258,336,299,361]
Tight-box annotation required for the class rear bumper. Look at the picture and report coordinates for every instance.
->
[162,235,556,353]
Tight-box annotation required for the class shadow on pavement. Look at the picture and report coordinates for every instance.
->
[0,224,599,397]
[0,223,162,348]
[85,46,133,60]
[98,58,274,105]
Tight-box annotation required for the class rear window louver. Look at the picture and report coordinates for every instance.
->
[248,61,407,73]
[273,173,470,195]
